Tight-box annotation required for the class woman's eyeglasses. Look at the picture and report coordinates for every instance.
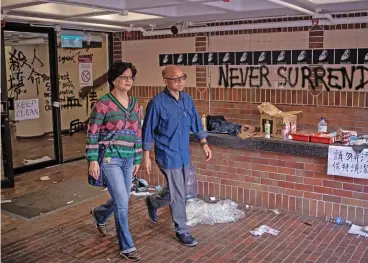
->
[118,76,135,81]
[164,74,187,83]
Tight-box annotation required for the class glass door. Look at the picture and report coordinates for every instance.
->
[59,31,110,162]
[1,22,61,176]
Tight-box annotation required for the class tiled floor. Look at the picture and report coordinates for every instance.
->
[7,131,85,168]
[1,160,368,263]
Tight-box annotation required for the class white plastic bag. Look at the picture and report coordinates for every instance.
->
[250,225,280,236]
[186,198,245,226]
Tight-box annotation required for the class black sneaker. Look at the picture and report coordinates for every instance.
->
[120,251,141,262]
[90,209,108,236]
[145,197,157,224]
[176,233,199,247]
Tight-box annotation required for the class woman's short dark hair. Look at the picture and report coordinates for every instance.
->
[107,62,137,88]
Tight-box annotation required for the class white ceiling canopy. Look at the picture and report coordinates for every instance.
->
[13,3,107,16]
[87,13,163,23]
[1,0,368,32]
[203,0,283,12]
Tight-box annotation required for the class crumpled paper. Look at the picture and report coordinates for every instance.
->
[250,225,280,236]
[237,125,262,140]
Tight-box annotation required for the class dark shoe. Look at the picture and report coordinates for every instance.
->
[176,232,199,247]
[90,209,108,236]
[120,251,141,262]
[145,197,157,224]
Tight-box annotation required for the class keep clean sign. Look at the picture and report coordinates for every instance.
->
[14,99,40,121]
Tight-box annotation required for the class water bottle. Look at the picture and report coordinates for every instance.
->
[186,165,197,201]
[318,117,327,134]
[326,216,352,226]
[264,120,271,139]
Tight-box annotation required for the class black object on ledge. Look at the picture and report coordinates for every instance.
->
[190,132,333,158]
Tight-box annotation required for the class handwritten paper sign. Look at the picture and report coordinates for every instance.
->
[14,99,40,121]
[78,56,93,86]
[328,145,368,179]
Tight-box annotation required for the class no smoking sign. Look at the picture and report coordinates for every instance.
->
[78,57,93,86]
[81,70,91,82]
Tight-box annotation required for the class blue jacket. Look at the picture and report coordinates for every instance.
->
[142,89,207,169]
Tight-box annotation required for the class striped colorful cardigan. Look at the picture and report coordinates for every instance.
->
[85,93,142,165]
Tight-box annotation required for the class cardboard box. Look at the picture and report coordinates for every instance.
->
[257,102,301,138]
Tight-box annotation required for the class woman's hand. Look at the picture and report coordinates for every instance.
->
[133,164,140,176]
[89,161,100,180]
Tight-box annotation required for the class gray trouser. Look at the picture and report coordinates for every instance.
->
[149,165,190,234]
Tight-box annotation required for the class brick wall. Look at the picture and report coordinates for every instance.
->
[136,145,368,225]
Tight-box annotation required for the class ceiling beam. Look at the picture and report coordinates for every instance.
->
[65,10,118,19]
[125,0,181,10]
[264,0,315,15]
[265,0,335,23]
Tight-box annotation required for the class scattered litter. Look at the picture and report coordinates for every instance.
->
[67,201,74,205]
[101,187,108,191]
[246,205,250,209]
[48,138,54,141]
[155,185,162,191]
[46,165,59,169]
[106,258,111,261]
[23,156,52,165]
[271,209,281,215]
[362,226,368,234]
[131,192,152,196]
[250,225,280,237]
[1,200,12,204]
[74,194,77,196]
[348,224,368,238]
[186,198,245,226]
[131,177,149,193]
[33,185,42,191]
[210,197,216,201]
[53,181,58,184]
[303,222,312,226]
[40,176,50,181]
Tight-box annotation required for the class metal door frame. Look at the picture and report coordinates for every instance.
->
[1,22,61,185]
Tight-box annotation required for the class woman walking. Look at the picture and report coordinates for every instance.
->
[86,62,142,261]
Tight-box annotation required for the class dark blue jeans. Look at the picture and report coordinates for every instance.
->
[94,157,135,253]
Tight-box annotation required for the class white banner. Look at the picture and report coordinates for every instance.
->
[327,145,368,179]
[14,99,40,121]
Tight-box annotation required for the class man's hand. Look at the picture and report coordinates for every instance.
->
[202,144,212,161]
[144,156,152,175]
[89,161,100,180]
[133,164,140,176]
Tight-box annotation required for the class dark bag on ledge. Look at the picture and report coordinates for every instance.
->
[206,115,225,132]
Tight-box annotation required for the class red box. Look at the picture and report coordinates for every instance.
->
[290,133,310,142]
[310,133,335,144]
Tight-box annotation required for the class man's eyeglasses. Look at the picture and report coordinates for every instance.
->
[118,76,135,81]
[164,74,187,83]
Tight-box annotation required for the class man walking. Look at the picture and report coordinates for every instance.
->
[142,65,212,247]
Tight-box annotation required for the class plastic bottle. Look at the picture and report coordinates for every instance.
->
[186,165,197,201]
[318,117,328,133]
[326,216,352,226]
[201,114,207,131]
[264,120,271,139]
[282,123,290,140]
